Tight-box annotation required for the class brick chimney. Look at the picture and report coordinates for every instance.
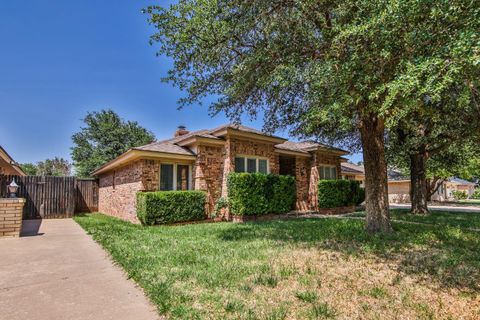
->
[174,125,189,137]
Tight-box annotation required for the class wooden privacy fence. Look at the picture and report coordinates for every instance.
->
[0,175,98,219]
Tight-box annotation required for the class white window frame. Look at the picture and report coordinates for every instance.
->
[319,165,337,180]
[234,155,270,174]
[159,163,193,191]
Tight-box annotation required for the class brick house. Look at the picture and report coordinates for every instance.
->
[92,124,349,223]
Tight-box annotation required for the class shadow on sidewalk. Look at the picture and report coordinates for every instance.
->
[21,219,44,237]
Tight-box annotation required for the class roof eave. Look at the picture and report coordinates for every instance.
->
[92,149,196,176]
[212,127,287,144]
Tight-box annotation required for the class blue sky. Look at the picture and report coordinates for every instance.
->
[0,0,361,165]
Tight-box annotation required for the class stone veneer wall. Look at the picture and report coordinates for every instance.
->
[194,145,225,213]
[98,160,145,223]
[0,198,25,237]
[294,157,310,211]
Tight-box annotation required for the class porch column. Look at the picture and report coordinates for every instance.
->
[221,137,234,198]
[307,153,320,211]
[295,156,309,211]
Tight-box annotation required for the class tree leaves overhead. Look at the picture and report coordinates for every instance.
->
[145,0,479,148]
[71,109,155,177]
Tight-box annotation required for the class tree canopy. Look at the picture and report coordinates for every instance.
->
[20,157,72,176]
[71,109,155,177]
[146,0,480,232]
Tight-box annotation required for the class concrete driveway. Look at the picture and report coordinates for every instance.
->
[0,219,159,320]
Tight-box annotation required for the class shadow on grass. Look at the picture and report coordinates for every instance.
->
[218,218,480,291]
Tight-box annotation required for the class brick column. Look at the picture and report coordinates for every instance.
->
[0,198,25,238]
[295,157,310,211]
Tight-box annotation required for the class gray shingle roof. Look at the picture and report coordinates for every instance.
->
[134,124,346,157]
[275,140,348,154]
[341,162,365,175]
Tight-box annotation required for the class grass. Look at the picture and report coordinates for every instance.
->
[349,209,480,229]
[74,213,480,319]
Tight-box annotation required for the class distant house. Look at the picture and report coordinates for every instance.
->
[387,169,411,203]
[92,124,349,223]
[340,161,365,187]
[431,177,476,201]
[387,169,477,203]
[0,146,25,176]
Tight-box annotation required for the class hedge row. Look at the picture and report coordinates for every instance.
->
[136,191,206,225]
[227,173,296,216]
[317,180,365,208]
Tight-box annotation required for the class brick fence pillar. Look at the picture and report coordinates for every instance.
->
[0,198,25,238]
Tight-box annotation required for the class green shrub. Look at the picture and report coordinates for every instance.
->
[471,188,480,199]
[317,180,364,208]
[227,173,296,216]
[136,191,206,225]
[452,190,468,200]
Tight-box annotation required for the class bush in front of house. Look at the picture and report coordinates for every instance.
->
[318,180,364,208]
[136,191,206,225]
[471,188,480,199]
[227,173,296,216]
[452,190,468,201]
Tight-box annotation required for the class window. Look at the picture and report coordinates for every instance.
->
[176,165,190,191]
[160,164,174,190]
[320,166,337,180]
[234,156,269,173]
[247,158,256,173]
[235,157,245,173]
[258,159,268,174]
[160,163,191,191]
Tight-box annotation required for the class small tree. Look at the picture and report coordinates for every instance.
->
[20,158,72,176]
[71,109,155,177]
[36,157,72,176]
[20,163,37,176]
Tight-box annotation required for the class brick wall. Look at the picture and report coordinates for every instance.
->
[0,198,25,237]
[194,144,225,212]
[98,160,144,223]
[294,157,310,211]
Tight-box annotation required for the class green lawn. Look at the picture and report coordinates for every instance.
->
[349,209,480,229]
[75,213,480,319]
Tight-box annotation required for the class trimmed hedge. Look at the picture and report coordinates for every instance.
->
[227,173,296,216]
[136,191,206,225]
[452,190,467,200]
[472,189,480,200]
[318,180,364,208]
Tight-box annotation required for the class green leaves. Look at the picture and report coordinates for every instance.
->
[71,109,155,177]
[317,180,364,208]
[227,173,296,216]
[136,191,206,225]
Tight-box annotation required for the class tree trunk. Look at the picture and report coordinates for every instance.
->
[409,151,429,214]
[360,116,392,234]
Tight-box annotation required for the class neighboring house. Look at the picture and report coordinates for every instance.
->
[93,124,348,223]
[431,177,476,201]
[0,146,26,176]
[340,161,365,187]
[387,169,477,203]
[387,169,411,203]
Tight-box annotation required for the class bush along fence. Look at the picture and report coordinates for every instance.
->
[227,173,296,221]
[136,191,206,225]
[317,180,365,214]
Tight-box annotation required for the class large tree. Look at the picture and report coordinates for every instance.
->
[146,0,479,233]
[71,109,155,177]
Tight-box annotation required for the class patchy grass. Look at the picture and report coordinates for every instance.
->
[350,209,480,229]
[75,213,480,319]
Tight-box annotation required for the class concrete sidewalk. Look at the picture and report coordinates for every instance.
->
[390,203,480,213]
[0,219,159,320]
